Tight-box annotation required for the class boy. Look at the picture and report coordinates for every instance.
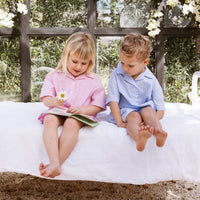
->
[106,33,167,151]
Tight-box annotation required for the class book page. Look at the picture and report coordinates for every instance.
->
[46,107,98,127]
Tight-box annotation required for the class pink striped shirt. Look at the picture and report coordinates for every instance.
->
[38,71,106,123]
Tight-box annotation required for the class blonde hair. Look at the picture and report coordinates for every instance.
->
[56,32,95,74]
[120,33,151,62]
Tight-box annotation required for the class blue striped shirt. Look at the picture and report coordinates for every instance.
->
[106,62,165,112]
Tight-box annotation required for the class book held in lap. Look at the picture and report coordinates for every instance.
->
[46,107,98,127]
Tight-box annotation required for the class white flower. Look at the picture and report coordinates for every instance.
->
[57,91,67,101]
[172,16,183,25]
[182,3,194,15]
[147,19,160,30]
[35,12,43,21]
[153,11,164,18]
[148,28,161,38]
[0,9,14,28]
[0,9,6,20]
[167,0,180,8]
[0,61,7,73]
[195,13,200,23]
[17,2,28,15]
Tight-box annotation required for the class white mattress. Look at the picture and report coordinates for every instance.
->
[0,101,200,184]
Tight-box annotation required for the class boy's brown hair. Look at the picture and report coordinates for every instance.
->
[120,33,151,62]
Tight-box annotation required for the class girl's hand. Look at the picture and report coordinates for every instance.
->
[67,106,81,114]
[43,96,65,109]
[56,98,65,107]
[55,98,66,110]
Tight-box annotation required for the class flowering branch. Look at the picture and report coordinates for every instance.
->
[0,0,28,28]
[147,0,200,38]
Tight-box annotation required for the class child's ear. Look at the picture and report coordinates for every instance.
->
[143,58,149,66]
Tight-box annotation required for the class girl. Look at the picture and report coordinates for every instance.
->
[38,32,106,178]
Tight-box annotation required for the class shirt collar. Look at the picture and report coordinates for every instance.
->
[116,62,153,80]
[57,70,95,80]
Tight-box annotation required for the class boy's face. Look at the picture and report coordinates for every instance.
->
[120,52,149,80]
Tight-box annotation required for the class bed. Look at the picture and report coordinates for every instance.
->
[0,101,200,185]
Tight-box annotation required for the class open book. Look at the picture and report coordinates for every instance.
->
[46,107,98,127]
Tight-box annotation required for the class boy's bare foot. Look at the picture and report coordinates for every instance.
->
[147,125,154,135]
[154,128,168,147]
[136,126,152,152]
[39,163,61,178]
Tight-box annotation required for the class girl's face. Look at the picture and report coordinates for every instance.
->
[67,53,90,77]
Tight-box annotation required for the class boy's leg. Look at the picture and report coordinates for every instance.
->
[39,114,62,178]
[126,111,152,151]
[140,107,167,147]
[59,118,83,166]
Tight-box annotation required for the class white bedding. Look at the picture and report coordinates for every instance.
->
[0,101,200,184]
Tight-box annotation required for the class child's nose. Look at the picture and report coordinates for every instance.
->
[76,63,82,69]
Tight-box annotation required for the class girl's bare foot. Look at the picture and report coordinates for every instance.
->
[154,128,168,147]
[39,162,61,178]
[136,126,152,151]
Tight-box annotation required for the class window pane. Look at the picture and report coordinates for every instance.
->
[0,38,21,101]
[97,0,153,27]
[164,37,200,103]
[30,0,87,27]
[30,36,68,102]
[97,36,121,95]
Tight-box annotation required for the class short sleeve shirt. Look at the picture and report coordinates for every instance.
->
[40,71,106,110]
[106,62,165,112]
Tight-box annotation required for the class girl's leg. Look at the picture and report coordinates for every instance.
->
[39,114,63,178]
[140,107,167,147]
[59,118,83,165]
[126,111,152,151]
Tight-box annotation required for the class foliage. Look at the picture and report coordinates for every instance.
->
[0,38,21,101]
[31,36,67,102]
[164,37,200,103]
[30,0,87,27]
[0,0,200,103]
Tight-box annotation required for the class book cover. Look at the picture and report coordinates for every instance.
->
[46,107,98,127]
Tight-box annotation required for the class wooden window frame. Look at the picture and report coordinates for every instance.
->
[0,0,199,102]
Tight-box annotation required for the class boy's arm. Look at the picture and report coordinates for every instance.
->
[156,110,164,120]
[109,101,127,128]
[152,77,165,120]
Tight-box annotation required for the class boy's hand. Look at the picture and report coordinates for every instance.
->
[117,121,127,128]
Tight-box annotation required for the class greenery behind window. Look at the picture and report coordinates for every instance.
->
[0,0,199,103]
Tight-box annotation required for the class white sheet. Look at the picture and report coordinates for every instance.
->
[0,101,200,184]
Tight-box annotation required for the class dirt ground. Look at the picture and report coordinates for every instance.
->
[0,172,200,200]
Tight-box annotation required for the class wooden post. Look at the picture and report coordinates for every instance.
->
[20,0,31,102]
[197,34,200,54]
[87,0,97,71]
[155,35,165,90]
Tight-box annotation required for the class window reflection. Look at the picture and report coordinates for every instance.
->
[97,0,152,27]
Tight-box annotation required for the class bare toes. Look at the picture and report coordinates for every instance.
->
[136,127,152,151]
[155,128,168,147]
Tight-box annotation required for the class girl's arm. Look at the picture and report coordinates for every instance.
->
[67,105,103,116]
[42,96,64,108]
[109,101,127,128]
